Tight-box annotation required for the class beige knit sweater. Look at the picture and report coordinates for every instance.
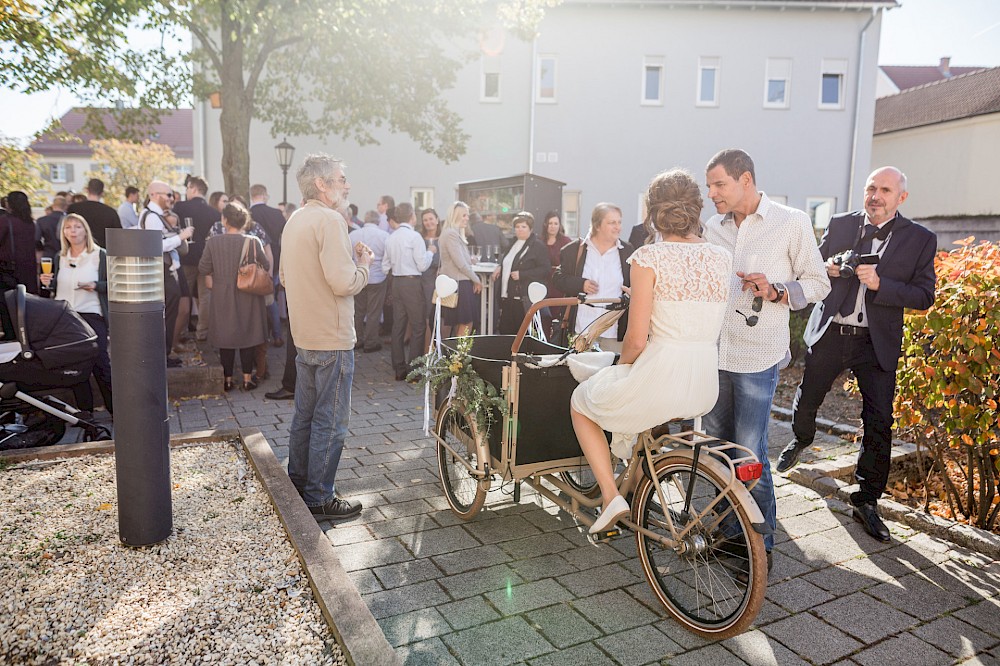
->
[280,200,369,350]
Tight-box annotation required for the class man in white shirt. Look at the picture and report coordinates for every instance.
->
[118,186,140,229]
[701,149,830,569]
[140,180,194,367]
[382,202,433,380]
[349,210,390,352]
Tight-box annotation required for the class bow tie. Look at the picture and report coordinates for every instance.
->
[863,219,894,242]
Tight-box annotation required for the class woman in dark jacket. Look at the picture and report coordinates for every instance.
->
[551,203,633,351]
[491,212,551,335]
[1,191,41,293]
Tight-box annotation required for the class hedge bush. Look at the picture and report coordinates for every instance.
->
[895,237,1000,530]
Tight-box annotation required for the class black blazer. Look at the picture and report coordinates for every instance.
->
[503,235,552,302]
[173,196,221,267]
[552,238,634,341]
[250,203,286,273]
[804,211,936,371]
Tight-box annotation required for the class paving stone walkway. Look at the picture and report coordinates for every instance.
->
[172,339,1000,666]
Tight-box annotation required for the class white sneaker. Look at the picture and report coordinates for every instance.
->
[589,495,630,534]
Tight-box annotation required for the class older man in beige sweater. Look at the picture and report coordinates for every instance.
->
[280,154,372,521]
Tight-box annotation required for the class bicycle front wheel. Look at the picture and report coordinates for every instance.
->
[633,453,766,639]
[435,403,488,520]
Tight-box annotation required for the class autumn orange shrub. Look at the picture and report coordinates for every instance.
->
[894,237,1000,529]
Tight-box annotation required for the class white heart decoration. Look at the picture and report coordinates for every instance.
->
[435,274,459,299]
[527,281,548,304]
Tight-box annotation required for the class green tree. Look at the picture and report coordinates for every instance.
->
[1,0,557,197]
[85,139,189,208]
[0,136,49,207]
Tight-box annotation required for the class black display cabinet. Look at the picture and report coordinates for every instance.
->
[457,173,565,237]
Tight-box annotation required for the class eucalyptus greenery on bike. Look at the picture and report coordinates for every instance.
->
[408,335,508,438]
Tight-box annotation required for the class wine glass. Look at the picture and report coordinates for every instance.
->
[470,245,481,263]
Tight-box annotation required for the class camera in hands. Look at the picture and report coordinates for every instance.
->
[832,250,879,278]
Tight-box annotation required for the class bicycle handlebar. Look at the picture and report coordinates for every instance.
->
[510,294,625,355]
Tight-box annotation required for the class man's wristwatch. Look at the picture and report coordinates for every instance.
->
[769,282,786,303]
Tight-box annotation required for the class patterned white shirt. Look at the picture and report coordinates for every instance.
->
[575,236,625,339]
[703,193,830,373]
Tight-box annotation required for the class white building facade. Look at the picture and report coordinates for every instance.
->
[196,0,894,237]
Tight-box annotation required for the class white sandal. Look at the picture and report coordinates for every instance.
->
[589,495,630,534]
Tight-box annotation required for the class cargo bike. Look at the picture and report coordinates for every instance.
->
[429,295,771,638]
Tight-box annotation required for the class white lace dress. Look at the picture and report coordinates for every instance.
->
[570,241,732,434]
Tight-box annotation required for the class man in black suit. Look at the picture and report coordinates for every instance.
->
[776,167,936,542]
[250,183,286,347]
[67,178,121,247]
[35,194,67,260]
[173,176,219,342]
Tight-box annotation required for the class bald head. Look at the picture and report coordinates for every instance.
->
[864,167,908,225]
[147,180,174,209]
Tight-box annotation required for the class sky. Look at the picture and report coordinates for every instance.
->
[2,0,999,144]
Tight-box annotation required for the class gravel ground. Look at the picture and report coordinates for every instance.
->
[0,442,344,666]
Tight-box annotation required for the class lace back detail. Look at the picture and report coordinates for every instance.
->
[628,243,732,303]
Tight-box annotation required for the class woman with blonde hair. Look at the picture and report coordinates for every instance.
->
[438,201,482,336]
[39,213,113,418]
[570,169,732,534]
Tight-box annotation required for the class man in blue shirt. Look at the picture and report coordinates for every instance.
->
[349,209,390,353]
[382,203,434,380]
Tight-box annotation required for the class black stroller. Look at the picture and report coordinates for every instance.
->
[0,285,111,451]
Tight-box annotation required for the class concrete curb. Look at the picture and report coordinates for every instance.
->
[1,428,399,666]
[788,445,1000,561]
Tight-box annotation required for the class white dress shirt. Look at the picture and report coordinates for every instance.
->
[703,193,830,373]
[382,223,432,277]
[832,213,895,328]
[575,236,625,340]
[500,239,526,298]
[139,202,184,272]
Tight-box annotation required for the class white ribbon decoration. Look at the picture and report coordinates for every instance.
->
[424,275,459,434]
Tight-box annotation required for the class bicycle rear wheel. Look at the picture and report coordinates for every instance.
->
[435,404,488,520]
[633,453,766,639]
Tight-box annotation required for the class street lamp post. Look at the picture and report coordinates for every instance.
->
[275,139,295,205]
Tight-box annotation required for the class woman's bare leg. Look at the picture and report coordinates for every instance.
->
[454,322,472,337]
[571,406,619,511]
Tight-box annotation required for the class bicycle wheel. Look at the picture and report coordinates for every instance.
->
[633,453,766,639]
[435,404,488,520]
[559,466,599,497]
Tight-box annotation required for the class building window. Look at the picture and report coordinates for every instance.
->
[48,163,69,183]
[764,58,791,109]
[537,55,557,103]
[562,190,581,237]
[697,57,720,107]
[641,57,664,105]
[411,188,434,212]
[481,56,501,102]
[819,59,847,109]
[806,197,836,231]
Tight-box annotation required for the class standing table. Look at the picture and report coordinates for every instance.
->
[472,262,498,335]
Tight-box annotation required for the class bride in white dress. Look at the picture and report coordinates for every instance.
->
[571,169,733,533]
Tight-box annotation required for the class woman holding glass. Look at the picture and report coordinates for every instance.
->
[491,212,551,335]
[39,213,113,418]
[438,201,481,337]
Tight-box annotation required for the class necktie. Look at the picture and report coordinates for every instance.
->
[838,224,878,317]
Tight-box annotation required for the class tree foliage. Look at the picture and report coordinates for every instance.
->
[0,137,49,207]
[85,139,189,208]
[894,237,1000,530]
[2,0,557,197]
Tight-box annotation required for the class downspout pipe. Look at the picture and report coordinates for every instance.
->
[848,8,878,208]
[528,34,538,174]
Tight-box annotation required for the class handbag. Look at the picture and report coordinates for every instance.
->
[237,236,274,296]
[433,289,458,308]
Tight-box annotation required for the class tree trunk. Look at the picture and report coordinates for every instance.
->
[218,7,254,199]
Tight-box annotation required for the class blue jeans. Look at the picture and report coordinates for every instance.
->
[703,365,779,551]
[287,348,354,507]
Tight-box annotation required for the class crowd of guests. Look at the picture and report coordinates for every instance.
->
[0,175,300,416]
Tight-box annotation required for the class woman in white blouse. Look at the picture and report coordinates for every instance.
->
[39,213,113,418]
[491,212,551,335]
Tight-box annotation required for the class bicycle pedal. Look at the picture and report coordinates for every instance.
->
[588,528,621,544]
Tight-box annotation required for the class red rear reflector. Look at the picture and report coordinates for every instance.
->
[735,462,763,482]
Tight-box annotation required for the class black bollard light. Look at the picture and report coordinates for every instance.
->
[106,228,172,546]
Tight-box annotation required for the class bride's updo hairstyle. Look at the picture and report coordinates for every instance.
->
[644,169,703,238]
